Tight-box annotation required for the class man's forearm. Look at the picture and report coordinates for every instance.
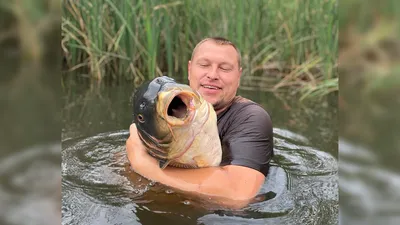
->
[162,166,235,197]
[141,165,255,209]
[134,159,263,201]
[154,165,265,209]
[136,162,235,198]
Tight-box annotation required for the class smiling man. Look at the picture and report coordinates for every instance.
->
[188,38,242,115]
[126,37,274,208]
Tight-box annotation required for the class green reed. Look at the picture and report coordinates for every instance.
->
[339,0,400,33]
[62,0,338,97]
[338,0,400,106]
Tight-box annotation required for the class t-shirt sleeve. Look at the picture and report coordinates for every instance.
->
[224,105,273,176]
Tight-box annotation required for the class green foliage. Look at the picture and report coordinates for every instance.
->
[61,0,338,97]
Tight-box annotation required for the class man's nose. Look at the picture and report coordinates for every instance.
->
[206,66,219,80]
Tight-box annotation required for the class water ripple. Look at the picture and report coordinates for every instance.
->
[60,128,338,225]
[339,139,400,225]
[0,143,61,225]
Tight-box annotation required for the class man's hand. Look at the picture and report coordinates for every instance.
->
[125,123,199,192]
[125,123,161,180]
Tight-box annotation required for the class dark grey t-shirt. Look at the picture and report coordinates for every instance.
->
[217,96,274,176]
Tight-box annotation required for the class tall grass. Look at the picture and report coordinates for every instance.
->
[338,0,400,147]
[338,0,400,90]
[62,0,338,97]
[0,0,61,150]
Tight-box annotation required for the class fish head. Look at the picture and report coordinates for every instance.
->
[132,76,202,168]
[132,77,172,153]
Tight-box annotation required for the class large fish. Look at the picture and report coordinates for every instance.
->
[131,76,222,169]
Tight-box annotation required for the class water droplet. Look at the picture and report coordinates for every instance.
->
[149,181,155,187]
[165,189,174,194]
[182,200,191,205]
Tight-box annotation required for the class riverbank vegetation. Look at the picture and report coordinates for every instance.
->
[61,0,338,99]
[339,0,400,146]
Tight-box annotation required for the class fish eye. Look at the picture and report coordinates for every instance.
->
[137,114,145,123]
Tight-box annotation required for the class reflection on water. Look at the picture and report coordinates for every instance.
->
[0,143,61,225]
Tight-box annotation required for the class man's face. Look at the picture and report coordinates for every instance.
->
[188,41,242,113]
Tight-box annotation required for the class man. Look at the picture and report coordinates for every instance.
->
[126,37,273,208]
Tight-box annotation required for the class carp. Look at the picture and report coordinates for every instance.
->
[131,76,222,169]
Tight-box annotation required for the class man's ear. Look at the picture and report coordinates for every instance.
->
[238,67,243,87]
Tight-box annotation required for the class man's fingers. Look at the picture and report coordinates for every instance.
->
[129,123,137,135]
[126,123,137,149]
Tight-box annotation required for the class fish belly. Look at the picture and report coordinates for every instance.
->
[173,112,222,168]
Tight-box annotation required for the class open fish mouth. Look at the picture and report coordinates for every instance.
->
[159,89,200,126]
[141,88,203,167]
[167,94,189,119]
[136,88,201,164]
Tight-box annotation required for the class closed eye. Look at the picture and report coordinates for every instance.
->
[220,63,233,71]
[220,67,232,71]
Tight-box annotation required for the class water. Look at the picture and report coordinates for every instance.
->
[0,142,61,225]
[0,62,61,224]
[339,139,400,225]
[338,84,400,225]
[2,72,399,225]
[59,79,338,225]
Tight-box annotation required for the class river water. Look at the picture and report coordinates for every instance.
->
[59,78,338,225]
[2,75,398,224]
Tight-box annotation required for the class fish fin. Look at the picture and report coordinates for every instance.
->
[193,156,208,168]
[169,162,197,169]
[158,159,170,169]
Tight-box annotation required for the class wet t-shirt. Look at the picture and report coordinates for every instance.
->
[217,96,274,176]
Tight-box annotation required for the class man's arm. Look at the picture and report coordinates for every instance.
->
[126,124,265,208]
